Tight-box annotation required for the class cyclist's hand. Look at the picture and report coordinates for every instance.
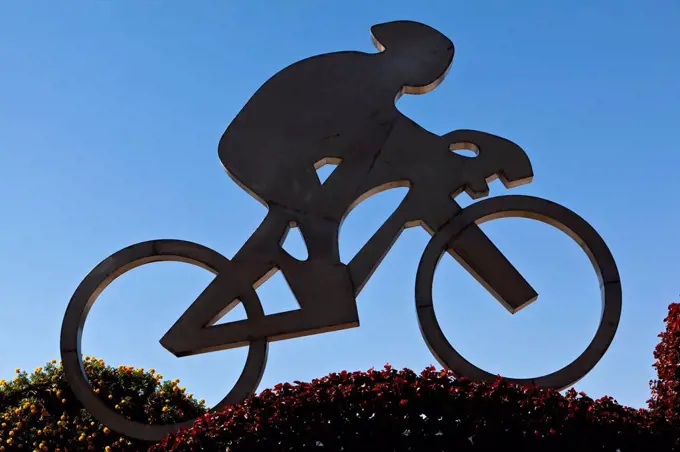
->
[443,129,534,197]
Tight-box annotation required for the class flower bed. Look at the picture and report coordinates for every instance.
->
[152,303,680,452]
[0,357,206,450]
[2,303,679,451]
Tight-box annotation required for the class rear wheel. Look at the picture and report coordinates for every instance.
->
[415,195,621,390]
[60,239,268,442]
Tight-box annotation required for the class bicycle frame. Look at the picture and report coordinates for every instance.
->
[159,165,538,358]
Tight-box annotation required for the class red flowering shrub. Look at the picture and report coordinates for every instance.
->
[5,303,680,450]
[152,302,680,452]
[649,302,680,428]
[151,365,677,451]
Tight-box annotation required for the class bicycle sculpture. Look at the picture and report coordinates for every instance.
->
[60,20,621,442]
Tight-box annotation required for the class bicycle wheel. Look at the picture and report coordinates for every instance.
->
[415,195,621,390]
[60,239,268,442]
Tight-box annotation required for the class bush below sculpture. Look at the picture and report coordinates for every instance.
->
[649,303,680,427]
[1,303,679,450]
[0,357,206,450]
[153,302,680,452]
[151,365,677,451]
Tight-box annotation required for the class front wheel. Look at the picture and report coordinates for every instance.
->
[60,240,268,442]
[415,195,621,390]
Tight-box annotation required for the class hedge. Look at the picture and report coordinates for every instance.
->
[0,356,206,450]
[649,302,680,426]
[152,303,680,452]
[2,303,679,451]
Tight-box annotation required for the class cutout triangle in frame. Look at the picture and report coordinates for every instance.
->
[255,269,301,316]
[314,157,342,184]
[212,298,248,325]
[281,224,308,260]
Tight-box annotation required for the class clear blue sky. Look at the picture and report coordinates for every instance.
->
[1,1,678,411]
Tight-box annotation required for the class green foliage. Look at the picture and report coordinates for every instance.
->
[0,357,207,451]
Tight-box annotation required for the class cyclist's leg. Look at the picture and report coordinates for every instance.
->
[161,206,359,356]
[275,209,359,328]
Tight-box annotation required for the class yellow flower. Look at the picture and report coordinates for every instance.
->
[14,369,19,374]
[103,427,110,434]
[187,393,193,398]
[16,422,21,428]
[1,422,5,427]
[179,386,186,393]
[94,388,100,394]
[0,379,5,386]
[115,404,120,410]
[78,433,85,441]
[34,367,42,373]
[162,406,169,413]
[13,409,20,415]
[61,398,67,404]
[199,399,205,404]
[23,402,30,409]
[105,447,111,452]
[51,359,56,364]
[8,431,14,437]
[149,368,155,374]
[90,422,95,427]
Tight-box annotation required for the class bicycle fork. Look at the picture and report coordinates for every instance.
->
[348,190,538,312]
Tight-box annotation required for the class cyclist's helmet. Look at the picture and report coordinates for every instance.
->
[370,20,454,94]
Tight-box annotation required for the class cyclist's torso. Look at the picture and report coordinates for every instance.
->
[219,51,401,213]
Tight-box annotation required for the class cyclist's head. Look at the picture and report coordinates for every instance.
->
[370,20,454,94]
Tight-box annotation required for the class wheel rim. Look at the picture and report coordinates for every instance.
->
[60,240,268,442]
[416,195,621,390]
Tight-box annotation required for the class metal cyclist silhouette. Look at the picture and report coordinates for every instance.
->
[60,20,621,442]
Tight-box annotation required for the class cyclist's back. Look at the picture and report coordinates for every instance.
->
[218,21,454,218]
